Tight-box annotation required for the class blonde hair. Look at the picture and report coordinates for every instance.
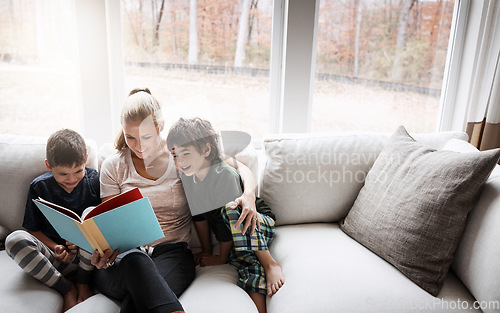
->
[114,88,165,151]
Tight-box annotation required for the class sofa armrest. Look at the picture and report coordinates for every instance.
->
[445,139,500,313]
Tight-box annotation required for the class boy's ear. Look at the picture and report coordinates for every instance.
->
[44,159,52,171]
[85,154,88,165]
[203,143,211,158]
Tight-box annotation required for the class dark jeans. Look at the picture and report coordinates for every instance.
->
[93,242,196,313]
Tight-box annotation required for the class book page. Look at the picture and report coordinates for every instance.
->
[36,198,82,222]
[81,206,96,220]
[83,188,143,220]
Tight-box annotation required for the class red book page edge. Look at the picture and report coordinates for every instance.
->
[83,188,143,220]
[35,199,82,222]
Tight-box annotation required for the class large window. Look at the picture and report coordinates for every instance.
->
[0,0,81,136]
[120,0,273,137]
[0,0,478,143]
[312,0,455,133]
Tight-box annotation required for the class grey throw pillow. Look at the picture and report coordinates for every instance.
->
[340,126,500,296]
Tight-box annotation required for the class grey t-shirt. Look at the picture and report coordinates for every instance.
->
[181,158,242,217]
[181,158,276,242]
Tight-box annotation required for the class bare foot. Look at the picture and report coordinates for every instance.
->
[62,284,78,312]
[265,263,285,297]
[76,283,94,303]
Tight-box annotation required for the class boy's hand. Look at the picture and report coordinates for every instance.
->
[66,241,78,255]
[194,252,211,266]
[54,244,74,263]
[200,254,227,267]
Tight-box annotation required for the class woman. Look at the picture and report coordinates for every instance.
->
[91,88,259,313]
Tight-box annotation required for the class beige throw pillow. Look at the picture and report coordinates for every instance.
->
[340,126,500,296]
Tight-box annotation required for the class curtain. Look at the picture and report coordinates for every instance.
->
[465,0,500,152]
[466,50,500,151]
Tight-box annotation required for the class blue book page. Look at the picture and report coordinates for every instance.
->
[91,197,164,252]
[33,200,94,253]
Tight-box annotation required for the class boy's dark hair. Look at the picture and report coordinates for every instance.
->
[167,117,220,161]
[46,129,87,168]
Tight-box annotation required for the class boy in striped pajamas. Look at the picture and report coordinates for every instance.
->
[167,118,285,313]
[5,129,100,312]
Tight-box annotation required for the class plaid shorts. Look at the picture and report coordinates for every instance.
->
[221,204,276,294]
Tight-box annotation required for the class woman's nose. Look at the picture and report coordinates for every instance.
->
[135,141,143,151]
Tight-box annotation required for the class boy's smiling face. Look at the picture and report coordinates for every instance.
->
[45,161,86,194]
[172,144,211,180]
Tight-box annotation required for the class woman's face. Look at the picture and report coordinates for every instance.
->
[123,117,161,160]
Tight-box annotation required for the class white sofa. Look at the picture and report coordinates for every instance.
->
[1,130,499,313]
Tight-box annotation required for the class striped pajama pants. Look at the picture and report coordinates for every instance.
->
[222,205,276,295]
[5,230,94,295]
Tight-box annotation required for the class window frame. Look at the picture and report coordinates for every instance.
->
[439,0,500,132]
[77,0,479,146]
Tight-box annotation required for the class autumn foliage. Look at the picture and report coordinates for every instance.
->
[0,0,455,90]
[121,0,453,89]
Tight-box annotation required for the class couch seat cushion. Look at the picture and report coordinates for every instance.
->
[66,294,120,313]
[65,262,257,313]
[0,251,62,313]
[180,264,258,313]
[268,224,480,313]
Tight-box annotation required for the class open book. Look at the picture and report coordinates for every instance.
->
[33,188,164,256]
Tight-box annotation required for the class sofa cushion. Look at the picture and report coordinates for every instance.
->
[66,294,120,313]
[0,135,98,239]
[0,251,62,313]
[180,265,258,313]
[340,126,500,296]
[261,133,387,226]
[261,131,469,226]
[445,139,500,313]
[268,224,480,313]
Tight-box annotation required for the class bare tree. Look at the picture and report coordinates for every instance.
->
[153,0,165,47]
[6,0,15,61]
[391,0,417,82]
[139,0,145,49]
[354,0,363,77]
[234,0,251,67]
[169,1,178,57]
[188,0,198,65]
[247,0,258,43]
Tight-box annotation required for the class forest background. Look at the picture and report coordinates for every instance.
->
[0,0,454,136]
[120,0,453,90]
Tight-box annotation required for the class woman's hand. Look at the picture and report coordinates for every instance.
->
[221,154,258,235]
[230,191,259,235]
[54,244,74,263]
[91,249,119,269]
